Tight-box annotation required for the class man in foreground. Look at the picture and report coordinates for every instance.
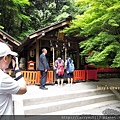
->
[0,42,27,116]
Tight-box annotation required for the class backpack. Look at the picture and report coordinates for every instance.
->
[67,59,75,73]
[57,60,64,76]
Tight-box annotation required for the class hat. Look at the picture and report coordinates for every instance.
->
[0,42,18,57]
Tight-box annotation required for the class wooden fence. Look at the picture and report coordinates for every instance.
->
[22,70,98,84]
[9,70,98,85]
[21,70,54,85]
[73,70,85,82]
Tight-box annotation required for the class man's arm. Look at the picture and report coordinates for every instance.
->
[14,57,27,94]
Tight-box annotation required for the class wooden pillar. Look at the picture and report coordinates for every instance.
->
[36,39,39,70]
[52,47,55,66]
[27,49,30,70]
[76,42,80,69]
[65,48,67,61]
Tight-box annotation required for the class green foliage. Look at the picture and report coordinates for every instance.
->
[0,13,4,29]
[17,28,35,41]
[0,26,4,29]
[64,0,120,68]
[0,0,31,41]
[12,0,30,5]
[48,2,56,9]
[54,12,70,22]
[0,0,82,41]
[111,51,120,68]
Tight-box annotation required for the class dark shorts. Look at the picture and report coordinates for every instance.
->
[64,72,73,78]
[56,74,64,79]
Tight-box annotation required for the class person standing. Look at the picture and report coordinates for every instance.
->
[54,57,64,86]
[0,42,27,116]
[65,57,75,85]
[38,48,49,90]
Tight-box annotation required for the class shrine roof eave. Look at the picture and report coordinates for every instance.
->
[0,29,21,51]
[17,17,86,52]
[17,18,71,52]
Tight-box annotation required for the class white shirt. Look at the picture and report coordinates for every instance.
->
[0,69,20,115]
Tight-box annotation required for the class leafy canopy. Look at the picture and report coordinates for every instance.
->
[0,0,31,41]
[0,0,79,41]
[63,0,120,68]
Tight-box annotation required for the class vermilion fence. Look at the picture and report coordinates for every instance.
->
[86,70,98,81]
[73,70,98,81]
[21,71,38,85]
[33,71,40,85]
[73,70,85,82]
[21,70,54,85]
[97,67,119,73]
[46,70,54,83]
[9,69,98,85]
[9,67,120,85]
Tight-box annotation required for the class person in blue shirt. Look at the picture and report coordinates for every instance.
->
[65,57,74,85]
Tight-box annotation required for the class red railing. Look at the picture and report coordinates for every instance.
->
[73,70,85,82]
[35,71,41,85]
[46,71,54,83]
[21,70,54,85]
[97,67,119,73]
[9,69,98,85]
[21,71,37,85]
[86,70,98,81]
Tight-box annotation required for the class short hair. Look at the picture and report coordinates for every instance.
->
[66,56,70,59]
[42,48,46,53]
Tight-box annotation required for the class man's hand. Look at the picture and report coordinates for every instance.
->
[12,58,16,69]
[14,57,19,70]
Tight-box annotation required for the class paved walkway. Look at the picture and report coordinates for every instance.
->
[21,78,120,98]
[13,78,120,115]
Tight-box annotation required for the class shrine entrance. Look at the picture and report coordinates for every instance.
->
[17,18,84,70]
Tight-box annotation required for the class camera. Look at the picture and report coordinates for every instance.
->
[6,57,16,70]
[8,61,13,69]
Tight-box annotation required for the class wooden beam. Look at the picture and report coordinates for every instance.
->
[36,38,39,70]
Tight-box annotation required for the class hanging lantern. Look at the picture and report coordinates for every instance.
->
[63,43,65,49]
[56,41,58,48]
[30,50,35,57]
[50,40,52,47]
[50,47,53,51]
[68,42,70,47]
[56,44,58,48]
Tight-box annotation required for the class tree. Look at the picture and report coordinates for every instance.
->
[0,0,76,41]
[0,13,4,29]
[0,0,31,41]
[28,0,76,28]
[63,0,120,68]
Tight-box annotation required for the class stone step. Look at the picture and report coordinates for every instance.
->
[42,100,120,115]
[23,89,112,106]
[24,93,116,115]
[79,101,120,115]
